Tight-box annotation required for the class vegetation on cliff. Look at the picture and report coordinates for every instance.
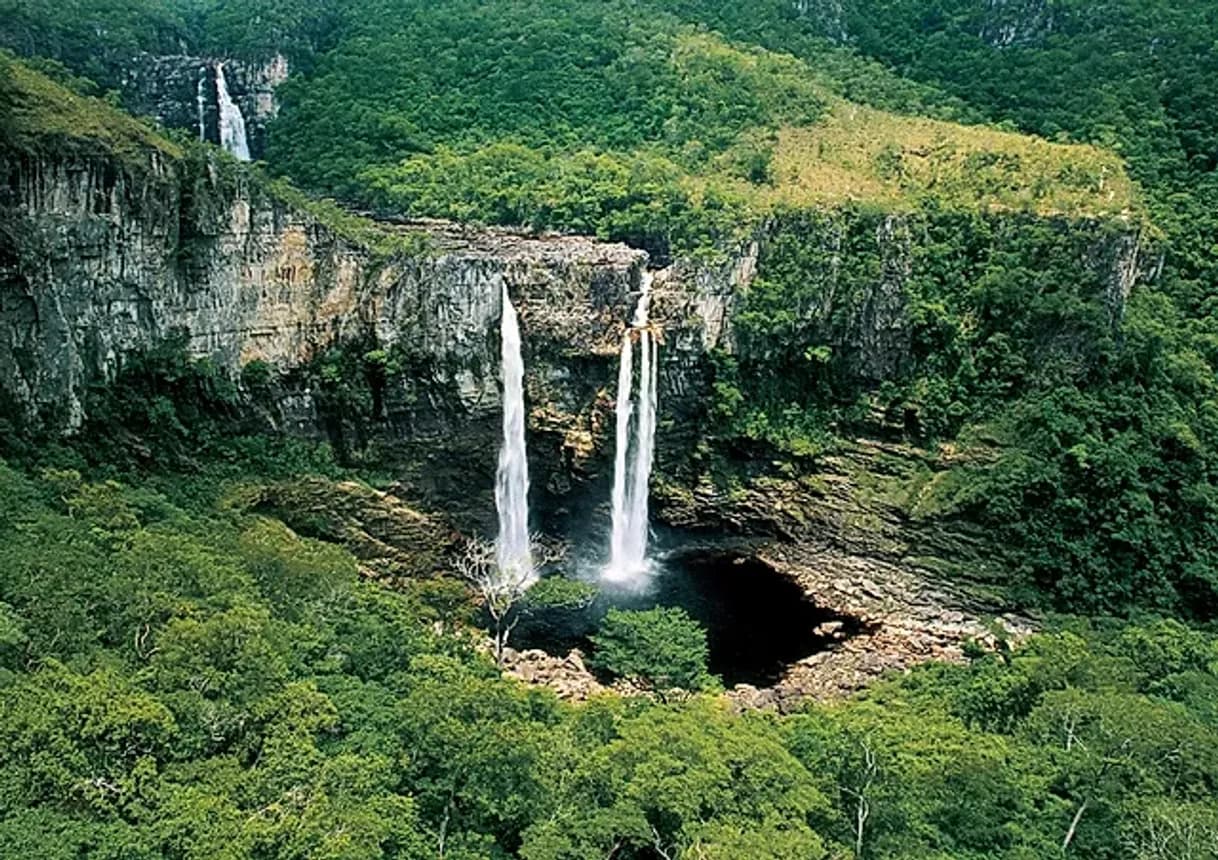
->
[0,50,181,163]
[682,0,1218,620]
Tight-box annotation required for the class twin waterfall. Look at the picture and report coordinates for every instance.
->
[495,285,535,587]
[493,275,659,588]
[215,63,251,162]
[604,274,659,585]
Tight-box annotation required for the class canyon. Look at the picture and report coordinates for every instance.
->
[0,69,1155,703]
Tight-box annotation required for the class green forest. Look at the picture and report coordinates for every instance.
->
[3,0,1218,857]
[1,458,1216,859]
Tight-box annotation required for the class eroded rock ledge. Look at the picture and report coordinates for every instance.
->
[734,543,1034,710]
[682,441,1036,710]
[503,440,1035,711]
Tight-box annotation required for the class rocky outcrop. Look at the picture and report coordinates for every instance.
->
[0,143,663,524]
[654,439,1036,709]
[794,0,849,43]
[0,135,1158,532]
[721,211,1159,401]
[240,477,461,581]
[979,0,1056,47]
[735,542,1035,709]
[500,647,610,700]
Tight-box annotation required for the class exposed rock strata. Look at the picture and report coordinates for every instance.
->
[504,442,1036,710]
[241,477,460,581]
[0,150,649,523]
[733,543,1035,710]
[658,440,1036,709]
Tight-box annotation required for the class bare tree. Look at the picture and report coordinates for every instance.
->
[1125,802,1218,860]
[841,739,878,859]
[454,534,565,664]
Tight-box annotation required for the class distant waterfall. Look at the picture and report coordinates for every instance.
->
[604,272,659,585]
[495,284,534,587]
[195,68,207,142]
[215,63,251,161]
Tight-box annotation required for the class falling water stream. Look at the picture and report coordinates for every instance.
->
[215,63,251,161]
[495,284,534,587]
[195,68,207,142]
[604,272,659,586]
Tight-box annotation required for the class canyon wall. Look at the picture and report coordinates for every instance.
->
[0,135,1155,529]
[0,143,730,527]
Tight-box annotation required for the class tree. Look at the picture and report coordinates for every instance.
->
[454,535,565,664]
[1022,688,1218,857]
[520,702,830,860]
[590,607,715,694]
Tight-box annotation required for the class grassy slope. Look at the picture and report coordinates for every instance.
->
[766,99,1138,217]
[269,10,1140,232]
[0,50,181,163]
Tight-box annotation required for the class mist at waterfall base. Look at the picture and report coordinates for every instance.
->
[513,550,859,687]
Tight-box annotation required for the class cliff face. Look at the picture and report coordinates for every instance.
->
[979,0,1057,47]
[0,148,646,428]
[121,53,288,159]
[793,0,849,43]
[734,210,1156,393]
[0,144,685,522]
[0,136,1155,528]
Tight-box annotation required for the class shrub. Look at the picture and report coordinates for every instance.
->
[590,607,715,693]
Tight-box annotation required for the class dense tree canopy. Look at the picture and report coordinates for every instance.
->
[0,461,1214,858]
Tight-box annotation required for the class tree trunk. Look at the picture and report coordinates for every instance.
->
[1062,798,1088,854]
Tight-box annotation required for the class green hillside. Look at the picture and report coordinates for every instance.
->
[0,50,181,162]
[265,0,1136,252]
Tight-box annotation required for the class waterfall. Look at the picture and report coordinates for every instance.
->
[604,272,659,585]
[215,63,251,161]
[195,68,207,142]
[495,284,534,588]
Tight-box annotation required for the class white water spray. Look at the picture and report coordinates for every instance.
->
[196,68,207,142]
[215,63,251,161]
[495,284,534,587]
[604,272,659,585]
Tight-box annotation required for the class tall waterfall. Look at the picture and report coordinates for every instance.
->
[495,284,534,587]
[215,63,251,161]
[195,69,207,142]
[604,272,659,585]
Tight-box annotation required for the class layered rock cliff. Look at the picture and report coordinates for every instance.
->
[0,144,665,515]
